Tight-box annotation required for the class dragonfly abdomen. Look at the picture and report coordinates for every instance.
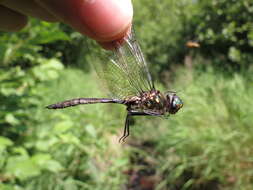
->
[46,98,124,109]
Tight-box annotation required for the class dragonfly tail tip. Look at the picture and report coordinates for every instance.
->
[45,104,54,109]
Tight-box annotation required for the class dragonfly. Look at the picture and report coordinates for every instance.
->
[46,30,183,142]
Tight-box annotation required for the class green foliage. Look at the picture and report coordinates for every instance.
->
[0,19,69,65]
[133,0,253,75]
[0,19,66,187]
[133,0,191,75]
[189,0,253,69]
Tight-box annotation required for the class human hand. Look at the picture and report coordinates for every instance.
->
[0,0,133,48]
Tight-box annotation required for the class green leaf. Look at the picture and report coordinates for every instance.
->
[31,153,51,165]
[31,153,64,172]
[42,58,65,70]
[4,113,20,126]
[85,124,97,138]
[34,22,70,44]
[5,156,41,180]
[58,133,80,145]
[35,137,58,151]
[12,147,29,157]
[43,160,64,173]
[53,120,74,134]
[114,158,128,167]
[32,58,64,81]
[228,47,241,62]
[0,184,15,190]
[248,30,253,46]
[0,137,13,150]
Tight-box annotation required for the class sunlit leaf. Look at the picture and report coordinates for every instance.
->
[85,124,97,138]
[4,114,20,126]
[43,160,64,173]
[53,120,74,134]
[0,137,13,147]
[35,137,59,151]
[58,134,80,145]
[5,156,41,180]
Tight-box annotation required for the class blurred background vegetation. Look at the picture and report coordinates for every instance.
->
[0,0,253,189]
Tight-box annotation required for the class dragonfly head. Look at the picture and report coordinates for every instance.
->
[166,93,183,114]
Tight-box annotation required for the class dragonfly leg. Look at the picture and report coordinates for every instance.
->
[130,110,162,116]
[118,110,162,143]
[124,117,130,141]
[119,113,131,143]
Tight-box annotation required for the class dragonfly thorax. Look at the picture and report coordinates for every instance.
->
[125,90,168,114]
[125,90,183,116]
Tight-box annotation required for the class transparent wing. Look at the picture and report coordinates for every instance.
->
[94,30,154,99]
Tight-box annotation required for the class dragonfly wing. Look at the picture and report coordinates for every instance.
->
[123,31,154,91]
[93,30,154,99]
[93,52,138,99]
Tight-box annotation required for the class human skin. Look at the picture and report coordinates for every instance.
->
[0,0,133,48]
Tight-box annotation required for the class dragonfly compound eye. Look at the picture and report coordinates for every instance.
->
[169,95,183,114]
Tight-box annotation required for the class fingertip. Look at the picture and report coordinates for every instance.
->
[98,24,132,50]
[80,0,133,42]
